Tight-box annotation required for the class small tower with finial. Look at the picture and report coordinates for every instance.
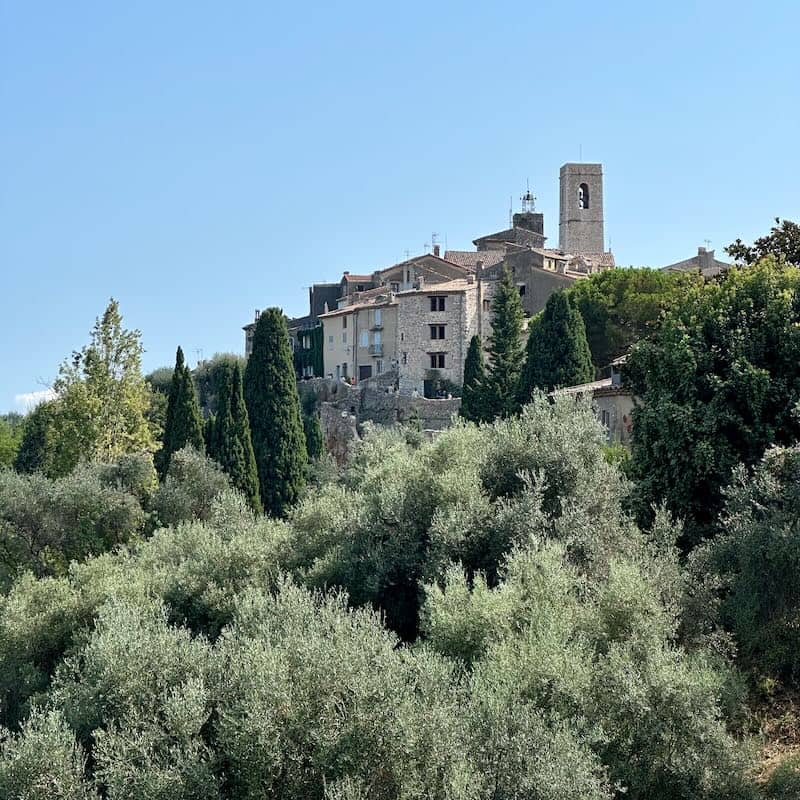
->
[512,180,545,240]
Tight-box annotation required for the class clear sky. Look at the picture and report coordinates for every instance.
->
[1,1,798,412]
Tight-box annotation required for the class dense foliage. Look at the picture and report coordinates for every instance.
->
[48,300,158,477]
[459,334,488,423]
[0,414,24,470]
[483,267,525,419]
[157,346,205,476]
[519,290,594,399]
[0,399,762,798]
[626,258,800,547]
[244,308,307,516]
[727,218,800,267]
[206,362,261,512]
[564,267,699,368]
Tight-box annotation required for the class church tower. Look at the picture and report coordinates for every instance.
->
[559,163,605,254]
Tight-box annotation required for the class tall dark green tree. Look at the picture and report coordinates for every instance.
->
[157,347,204,477]
[483,267,525,419]
[243,308,307,516]
[303,413,324,460]
[460,335,489,423]
[519,291,594,402]
[13,401,57,474]
[207,363,261,512]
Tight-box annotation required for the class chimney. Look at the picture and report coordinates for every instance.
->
[466,274,475,284]
[415,275,425,290]
[433,244,441,257]
[255,309,261,321]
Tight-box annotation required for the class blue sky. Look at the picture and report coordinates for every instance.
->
[1,0,798,412]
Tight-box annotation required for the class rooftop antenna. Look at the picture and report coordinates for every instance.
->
[704,239,712,250]
[404,249,411,260]
[194,347,203,366]
[520,179,536,213]
[509,195,513,227]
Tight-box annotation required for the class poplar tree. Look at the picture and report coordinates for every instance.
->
[244,308,307,516]
[460,335,488,423]
[158,347,204,476]
[303,412,324,460]
[484,267,525,419]
[208,362,261,512]
[519,291,594,402]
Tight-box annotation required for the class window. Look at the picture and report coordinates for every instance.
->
[342,316,347,329]
[400,332,404,342]
[429,352,446,369]
[578,182,590,209]
[360,330,369,347]
[600,409,610,427]
[374,309,382,325]
[430,296,446,312]
[373,331,382,345]
[483,299,491,312]
[517,283,526,296]
[376,360,384,373]
[342,331,347,344]
[390,282,400,292]
[429,324,446,340]
[402,352,408,365]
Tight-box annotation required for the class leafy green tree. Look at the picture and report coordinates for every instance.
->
[565,267,698,368]
[0,460,147,587]
[0,708,96,799]
[483,267,525,419]
[303,412,324,461]
[627,258,800,547]
[13,401,58,475]
[207,363,261,512]
[0,414,24,470]
[49,300,158,476]
[727,217,800,266]
[459,335,489,423]
[193,353,246,417]
[519,291,594,401]
[243,308,307,516]
[693,445,800,684]
[158,347,204,477]
[151,446,231,528]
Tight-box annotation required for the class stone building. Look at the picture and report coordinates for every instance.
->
[660,246,731,278]
[396,276,480,395]
[319,290,397,382]
[554,358,636,446]
[559,163,612,262]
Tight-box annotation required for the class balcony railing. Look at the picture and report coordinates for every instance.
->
[369,343,383,356]
[370,322,383,330]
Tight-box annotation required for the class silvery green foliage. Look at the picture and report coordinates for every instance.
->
[0,461,146,586]
[150,446,231,527]
[0,709,96,799]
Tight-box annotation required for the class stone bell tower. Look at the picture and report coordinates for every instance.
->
[559,163,605,254]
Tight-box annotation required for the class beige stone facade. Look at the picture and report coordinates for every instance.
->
[320,297,398,382]
[396,278,480,395]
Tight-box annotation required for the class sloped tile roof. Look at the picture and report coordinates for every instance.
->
[443,250,505,269]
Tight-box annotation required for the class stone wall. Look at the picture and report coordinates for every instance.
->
[305,375,461,462]
[397,284,478,395]
[559,163,605,255]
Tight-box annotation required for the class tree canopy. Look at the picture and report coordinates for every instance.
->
[726,217,800,267]
[626,257,800,547]
[483,267,525,419]
[459,335,489,423]
[243,308,307,516]
[519,290,594,400]
[564,267,700,368]
[158,346,205,477]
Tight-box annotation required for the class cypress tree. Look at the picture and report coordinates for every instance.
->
[460,335,489,423]
[303,412,324,460]
[208,362,261,512]
[158,346,204,477]
[243,308,307,516]
[484,267,525,419]
[518,291,594,402]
